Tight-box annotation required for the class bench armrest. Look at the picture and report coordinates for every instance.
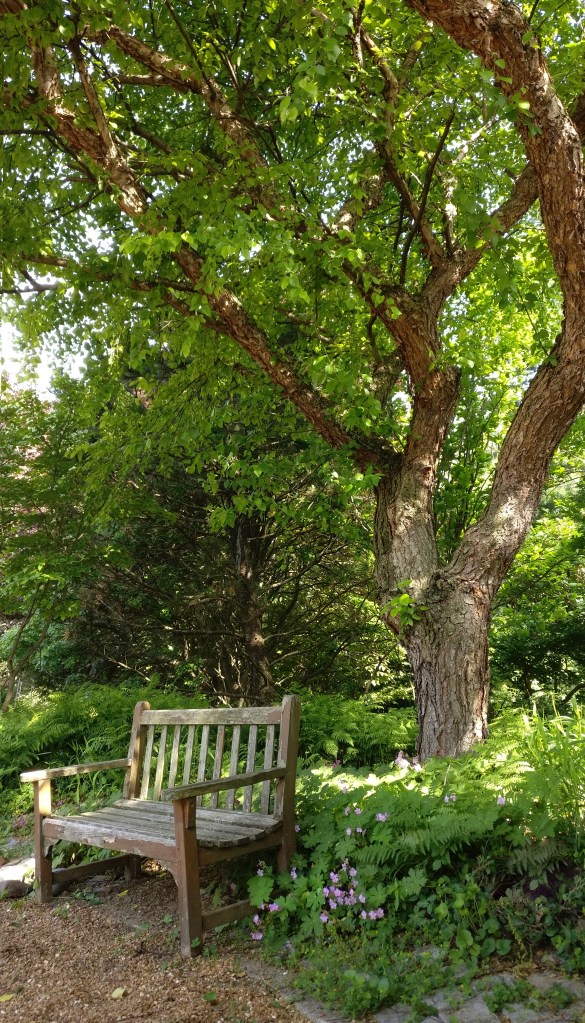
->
[20,758,131,783]
[163,765,286,801]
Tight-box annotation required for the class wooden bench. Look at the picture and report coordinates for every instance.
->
[21,696,300,956]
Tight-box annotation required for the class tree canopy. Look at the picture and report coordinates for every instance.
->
[1,0,585,755]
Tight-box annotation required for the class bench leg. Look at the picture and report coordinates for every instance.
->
[173,799,203,957]
[34,780,53,903]
[276,823,297,875]
[124,855,143,882]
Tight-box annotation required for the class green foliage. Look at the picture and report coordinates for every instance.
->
[0,684,206,814]
[299,696,416,766]
[245,704,585,1017]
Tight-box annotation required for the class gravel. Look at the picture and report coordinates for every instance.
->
[0,870,308,1023]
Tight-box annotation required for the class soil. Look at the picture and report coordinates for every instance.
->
[0,867,307,1023]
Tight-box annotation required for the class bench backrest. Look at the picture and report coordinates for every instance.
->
[123,696,300,818]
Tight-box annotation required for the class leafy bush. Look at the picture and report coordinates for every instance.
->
[0,684,207,815]
[299,696,416,766]
[247,705,585,1017]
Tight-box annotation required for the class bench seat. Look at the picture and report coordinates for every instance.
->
[43,801,283,857]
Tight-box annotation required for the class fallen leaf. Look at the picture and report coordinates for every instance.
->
[117,890,129,897]
[0,994,15,1002]
[111,988,127,999]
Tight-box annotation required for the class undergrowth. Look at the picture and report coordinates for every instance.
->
[246,706,585,1017]
[3,687,585,1018]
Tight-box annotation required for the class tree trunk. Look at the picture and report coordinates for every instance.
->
[405,575,491,760]
[375,467,494,760]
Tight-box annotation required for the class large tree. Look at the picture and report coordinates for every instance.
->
[1,0,584,756]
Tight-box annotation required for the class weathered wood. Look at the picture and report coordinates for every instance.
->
[25,696,299,957]
[173,797,203,956]
[182,725,196,785]
[202,898,253,930]
[53,854,134,884]
[198,829,283,866]
[226,725,241,811]
[123,700,151,799]
[275,695,300,872]
[33,779,53,903]
[21,759,130,783]
[163,766,285,801]
[153,724,168,800]
[210,725,225,810]
[140,725,155,799]
[243,725,258,813]
[141,707,281,726]
[261,724,275,814]
[168,725,182,789]
[196,725,210,806]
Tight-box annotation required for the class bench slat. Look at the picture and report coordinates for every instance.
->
[182,725,196,786]
[141,708,281,726]
[261,724,275,814]
[244,725,257,813]
[153,724,168,800]
[197,725,210,807]
[210,725,225,810]
[140,725,155,799]
[168,725,182,789]
[226,725,241,811]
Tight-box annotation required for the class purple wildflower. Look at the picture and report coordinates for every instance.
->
[257,868,264,875]
[294,824,300,833]
[345,828,352,836]
[497,795,506,806]
[268,903,280,913]
[290,867,297,880]
[375,813,388,822]
[358,893,366,904]
[354,807,362,816]
[251,931,263,941]
[320,912,329,924]
[329,899,337,910]
[348,867,357,878]
[329,872,339,883]
[360,910,367,920]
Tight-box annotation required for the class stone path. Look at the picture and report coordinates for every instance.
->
[3,856,585,1023]
[242,954,585,1023]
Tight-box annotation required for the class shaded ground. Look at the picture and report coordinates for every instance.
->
[0,869,306,1023]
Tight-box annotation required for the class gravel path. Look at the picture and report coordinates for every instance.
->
[3,861,585,1023]
[0,869,306,1023]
